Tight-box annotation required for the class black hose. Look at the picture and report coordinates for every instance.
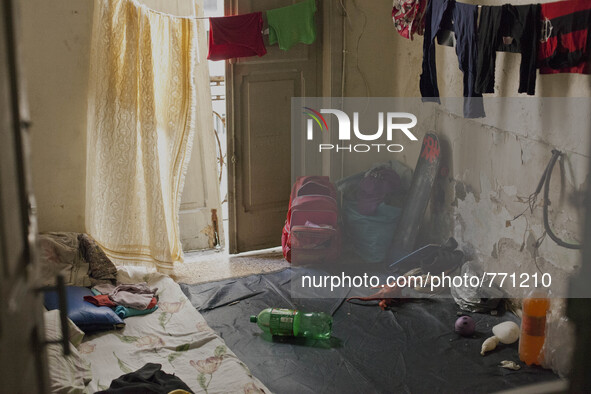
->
[543,149,583,250]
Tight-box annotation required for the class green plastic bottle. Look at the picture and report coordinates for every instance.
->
[250,308,332,339]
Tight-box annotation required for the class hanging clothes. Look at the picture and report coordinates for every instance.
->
[266,0,317,50]
[476,4,540,95]
[538,0,591,75]
[436,13,456,47]
[420,0,484,119]
[207,12,266,61]
[392,0,428,40]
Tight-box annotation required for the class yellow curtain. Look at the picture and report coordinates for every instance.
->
[86,0,198,273]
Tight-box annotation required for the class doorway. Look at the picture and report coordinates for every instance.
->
[205,0,229,248]
[180,0,343,256]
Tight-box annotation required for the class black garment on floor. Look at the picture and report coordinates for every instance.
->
[180,269,558,394]
[420,0,484,119]
[476,4,541,95]
[95,363,194,394]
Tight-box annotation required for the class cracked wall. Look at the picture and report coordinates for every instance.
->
[342,0,590,293]
[432,107,588,297]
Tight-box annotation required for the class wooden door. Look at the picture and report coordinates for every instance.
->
[226,0,322,253]
[0,0,49,392]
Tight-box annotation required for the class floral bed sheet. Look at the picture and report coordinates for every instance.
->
[81,267,268,393]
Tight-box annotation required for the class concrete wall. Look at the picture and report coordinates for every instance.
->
[341,0,590,295]
[21,0,195,234]
[21,0,94,232]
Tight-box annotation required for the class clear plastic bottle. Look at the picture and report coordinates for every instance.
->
[519,290,550,366]
[250,308,332,339]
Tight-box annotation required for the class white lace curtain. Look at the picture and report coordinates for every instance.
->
[86,0,200,273]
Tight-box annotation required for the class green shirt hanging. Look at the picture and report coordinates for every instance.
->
[266,0,317,51]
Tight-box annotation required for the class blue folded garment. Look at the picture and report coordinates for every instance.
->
[115,305,158,319]
[44,286,125,332]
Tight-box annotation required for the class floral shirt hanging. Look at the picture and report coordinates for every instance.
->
[392,0,428,40]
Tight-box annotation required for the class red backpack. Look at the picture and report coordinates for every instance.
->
[281,176,341,263]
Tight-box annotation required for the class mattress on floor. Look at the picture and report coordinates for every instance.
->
[79,267,269,393]
[180,268,559,394]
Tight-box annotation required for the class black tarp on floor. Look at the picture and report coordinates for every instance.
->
[180,269,559,394]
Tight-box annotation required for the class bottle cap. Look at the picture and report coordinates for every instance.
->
[250,315,257,323]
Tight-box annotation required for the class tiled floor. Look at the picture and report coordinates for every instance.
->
[171,246,289,284]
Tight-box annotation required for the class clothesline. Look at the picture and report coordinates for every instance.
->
[394,0,591,120]
[207,0,317,60]
[132,0,317,60]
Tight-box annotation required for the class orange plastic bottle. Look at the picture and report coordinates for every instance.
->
[519,292,550,366]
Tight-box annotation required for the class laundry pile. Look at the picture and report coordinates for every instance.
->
[39,232,159,332]
[393,0,591,118]
[86,282,159,319]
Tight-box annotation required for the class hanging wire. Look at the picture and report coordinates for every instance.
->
[542,150,582,250]
[512,149,583,251]
[352,0,371,105]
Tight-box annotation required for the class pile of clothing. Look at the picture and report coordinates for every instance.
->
[79,233,160,319]
[39,232,159,321]
[86,282,159,319]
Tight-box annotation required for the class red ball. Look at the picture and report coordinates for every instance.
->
[455,315,475,336]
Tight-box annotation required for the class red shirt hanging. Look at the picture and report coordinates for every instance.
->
[208,12,267,61]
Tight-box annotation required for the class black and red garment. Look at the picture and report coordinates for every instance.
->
[538,0,591,75]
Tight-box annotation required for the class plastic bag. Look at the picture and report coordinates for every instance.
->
[342,200,401,263]
[336,161,411,263]
[541,298,575,378]
[451,261,504,313]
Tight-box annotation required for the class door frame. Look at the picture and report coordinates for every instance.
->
[1,0,49,391]
[225,0,343,253]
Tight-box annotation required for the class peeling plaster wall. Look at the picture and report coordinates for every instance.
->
[429,105,588,296]
[341,0,590,294]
